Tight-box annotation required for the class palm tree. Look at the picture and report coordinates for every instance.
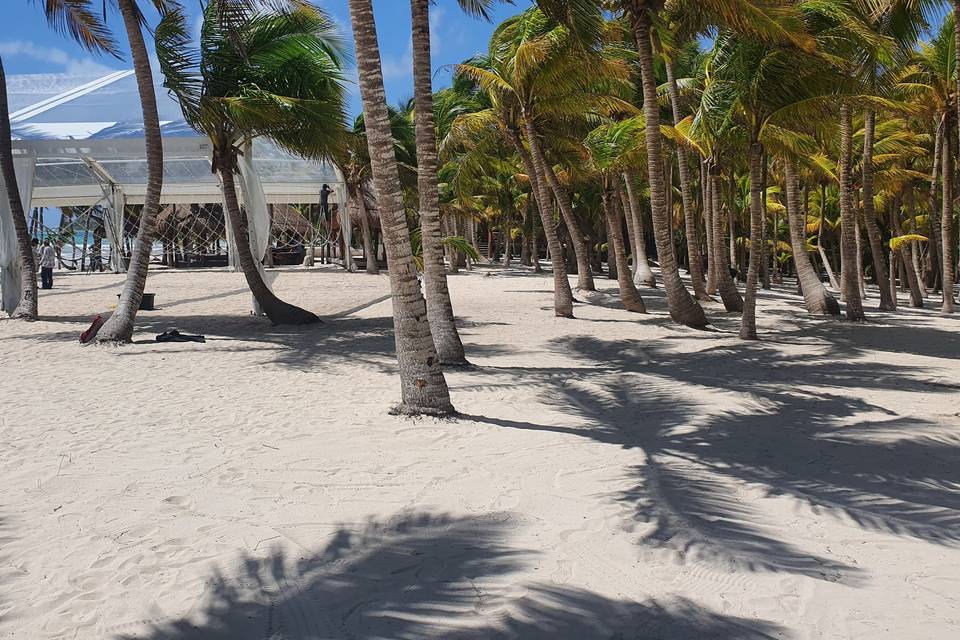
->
[94,0,174,342]
[408,0,499,365]
[157,0,348,325]
[347,0,453,415]
[0,58,40,319]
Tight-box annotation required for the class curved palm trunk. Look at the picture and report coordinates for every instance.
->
[0,57,37,319]
[739,142,765,339]
[539,158,595,290]
[942,116,955,313]
[861,110,894,310]
[665,59,709,301]
[784,158,839,315]
[410,0,467,364]
[839,104,866,321]
[96,0,163,342]
[702,161,717,295]
[630,10,705,327]
[604,177,645,312]
[896,189,924,308]
[352,182,380,275]
[710,166,744,312]
[348,0,453,415]
[623,171,656,287]
[219,166,318,324]
[507,127,574,316]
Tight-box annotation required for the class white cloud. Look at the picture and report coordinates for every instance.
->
[0,40,114,76]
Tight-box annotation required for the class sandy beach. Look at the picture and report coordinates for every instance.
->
[0,266,958,639]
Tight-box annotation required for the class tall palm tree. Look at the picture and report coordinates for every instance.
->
[347,0,453,415]
[157,0,348,325]
[95,0,176,342]
[408,0,500,365]
[0,58,40,319]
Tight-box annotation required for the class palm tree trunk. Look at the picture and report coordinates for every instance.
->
[623,171,656,287]
[630,9,706,327]
[538,154,594,291]
[605,176,645,312]
[665,58,709,301]
[839,104,866,321]
[507,127,574,316]
[353,182,379,274]
[760,152,772,290]
[740,141,765,339]
[0,56,38,319]
[898,188,924,307]
[96,0,163,342]
[410,0,467,364]
[861,110,894,310]
[817,182,840,290]
[929,115,943,294]
[219,165,318,324]
[784,157,839,315]
[711,166,744,312]
[348,0,453,415]
[702,160,717,295]
[941,114,955,313]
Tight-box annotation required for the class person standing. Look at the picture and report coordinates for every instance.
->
[39,239,55,289]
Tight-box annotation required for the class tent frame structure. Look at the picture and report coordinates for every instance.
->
[9,137,352,274]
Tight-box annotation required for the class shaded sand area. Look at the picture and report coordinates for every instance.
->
[1,266,958,639]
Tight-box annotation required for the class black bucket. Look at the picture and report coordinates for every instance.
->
[117,293,156,311]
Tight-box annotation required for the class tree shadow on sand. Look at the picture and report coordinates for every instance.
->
[116,512,782,640]
[463,336,960,587]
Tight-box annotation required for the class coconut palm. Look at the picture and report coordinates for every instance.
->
[23,0,183,330]
[157,0,349,325]
[87,0,176,342]
[408,0,501,365]
[347,0,453,415]
[1,57,41,319]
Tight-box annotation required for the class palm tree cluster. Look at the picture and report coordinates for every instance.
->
[3,0,960,416]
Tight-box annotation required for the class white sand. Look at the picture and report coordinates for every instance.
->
[0,265,958,639]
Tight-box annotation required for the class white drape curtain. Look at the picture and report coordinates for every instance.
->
[0,156,36,314]
[227,143,273,315]
[104,185,125,273]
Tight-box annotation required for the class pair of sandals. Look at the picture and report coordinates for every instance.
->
[155,329,206,344]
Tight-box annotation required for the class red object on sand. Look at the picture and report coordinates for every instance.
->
[79,315,106,344]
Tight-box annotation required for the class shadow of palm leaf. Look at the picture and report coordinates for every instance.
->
[466,333,959,585]
[115,511,782,639]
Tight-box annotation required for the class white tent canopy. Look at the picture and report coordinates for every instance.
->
[1,70,353,314]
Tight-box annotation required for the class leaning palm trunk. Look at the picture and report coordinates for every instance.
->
[219,163,318,324]
[665,59,709,301]
[348,0,453,415]
[630,10,705,327]
[410,0,467,364]
[96,0,163,342]
[540,160,595,290]
[784,158,839,315]
[897,190,924,308]
[603,177,645,312]
[353,182,379,275]
[710,167,743,312]
[862,110,894,310]
[838,104,866,321]
[623,171,656,287]
[508,127,574,317]
[941,117,955,313]
[0,57,37,319]
[702,161,717,295]
[739,141,765,339]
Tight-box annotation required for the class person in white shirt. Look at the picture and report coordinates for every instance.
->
[39,239,55,289]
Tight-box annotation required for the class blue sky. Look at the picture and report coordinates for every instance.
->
[1,0,528,118]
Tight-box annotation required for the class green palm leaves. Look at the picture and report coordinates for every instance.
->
[156,0,347,163]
